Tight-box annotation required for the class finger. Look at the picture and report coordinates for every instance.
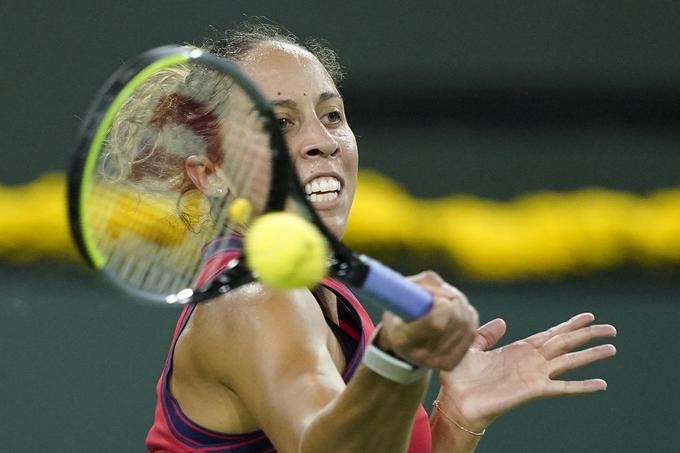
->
[382,296,474,352]
[394,325,473,369]
[549,344,617,377]
[415,295,477,350]
[531,313,596,345]
[425,282,465,302]
[545,378,608,397]
[377,311,404,350]
[539,324,617,359]
[389,295,477,368]
[471,318,507,351]
[408,271,465,300]
[525,312,596,348]
[407,270,444,288]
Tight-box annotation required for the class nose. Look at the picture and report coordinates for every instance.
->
[298,119,340,159]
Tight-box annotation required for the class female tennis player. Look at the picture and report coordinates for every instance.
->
[144,22,617,452]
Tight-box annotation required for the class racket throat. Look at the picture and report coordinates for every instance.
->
[330,253,370,287]
[167,258,254,304]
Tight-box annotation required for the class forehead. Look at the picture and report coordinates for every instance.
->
[237,41,337,97]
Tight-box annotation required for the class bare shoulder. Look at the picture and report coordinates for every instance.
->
[167,283,343,436]
[182,283,331,384]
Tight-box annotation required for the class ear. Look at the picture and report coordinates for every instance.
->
[185,155,227,196]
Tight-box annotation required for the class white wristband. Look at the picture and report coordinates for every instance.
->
[362,344,429,385]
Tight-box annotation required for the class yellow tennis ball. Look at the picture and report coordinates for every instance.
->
[229,197,252,225]
[245,212,328,289]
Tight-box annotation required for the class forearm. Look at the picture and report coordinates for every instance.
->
[300,365,430,453]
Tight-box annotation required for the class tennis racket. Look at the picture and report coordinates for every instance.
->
[68,45,432,321]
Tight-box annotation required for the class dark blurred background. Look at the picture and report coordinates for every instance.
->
[1,1,678,451]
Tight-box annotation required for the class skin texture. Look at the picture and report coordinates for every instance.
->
[168,40,617,453]
[170,42,479,453]
[239,41,358,239]
[431,313,616,452]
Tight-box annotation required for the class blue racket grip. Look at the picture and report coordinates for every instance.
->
[360,256,433,321]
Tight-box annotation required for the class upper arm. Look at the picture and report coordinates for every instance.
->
[190,283,347,452]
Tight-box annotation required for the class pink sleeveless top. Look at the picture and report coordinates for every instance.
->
[145,237,432,452]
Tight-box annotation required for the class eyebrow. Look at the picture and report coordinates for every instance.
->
[270,91,341,108]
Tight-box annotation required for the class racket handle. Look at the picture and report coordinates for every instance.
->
[360,256,433,321]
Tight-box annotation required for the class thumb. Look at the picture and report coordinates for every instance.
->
[471,318,507,351]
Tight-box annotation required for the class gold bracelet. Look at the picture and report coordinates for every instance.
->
[432,400,486,437]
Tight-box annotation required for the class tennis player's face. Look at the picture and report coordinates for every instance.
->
[238,42,358,238]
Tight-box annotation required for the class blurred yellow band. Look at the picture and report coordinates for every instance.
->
[2,171,680,280]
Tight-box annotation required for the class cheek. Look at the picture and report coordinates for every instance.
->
[340,136,359,200]
[339,131,359,168]
[281,134,297,159]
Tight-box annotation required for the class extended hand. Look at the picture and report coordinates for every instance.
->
[436,313,617,432]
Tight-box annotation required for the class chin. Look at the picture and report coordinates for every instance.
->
[318,214,347,239]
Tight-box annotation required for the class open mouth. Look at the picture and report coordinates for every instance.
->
[304,176,342,203]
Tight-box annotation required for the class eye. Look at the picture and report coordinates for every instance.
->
[276,117,292,131]
[324,110,343,124]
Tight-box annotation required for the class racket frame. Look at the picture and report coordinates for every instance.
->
[69,45,432,320]
[68,46,292,302]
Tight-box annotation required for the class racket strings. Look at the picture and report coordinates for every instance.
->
[86,60,275,295]
[206,85,273,236]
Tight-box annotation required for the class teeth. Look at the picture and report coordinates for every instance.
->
[305,176,341,196]
[308,192,339,202]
